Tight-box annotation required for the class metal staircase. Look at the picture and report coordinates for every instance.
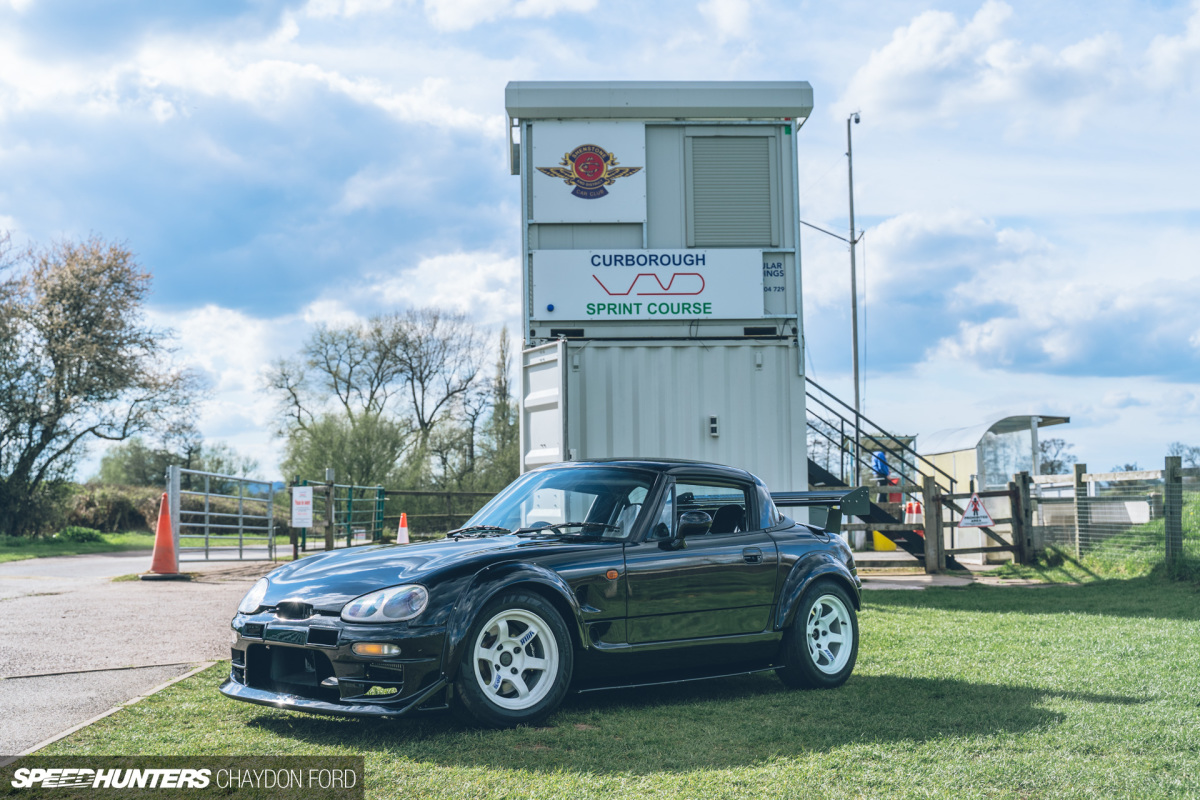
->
[804,377,964,570]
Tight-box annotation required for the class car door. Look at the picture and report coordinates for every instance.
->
[623,475,779,644]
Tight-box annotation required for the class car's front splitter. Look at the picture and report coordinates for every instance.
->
[218,676,447,719]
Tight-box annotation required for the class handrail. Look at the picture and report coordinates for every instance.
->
[805,376,957,491]
[806,394,927,493]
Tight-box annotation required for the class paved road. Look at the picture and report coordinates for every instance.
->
[0,551,272,754]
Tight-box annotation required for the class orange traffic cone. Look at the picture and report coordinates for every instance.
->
[398,512,410,545]
[904,499,925,537]
[141,493,189,581]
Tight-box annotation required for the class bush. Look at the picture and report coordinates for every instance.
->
[56,526,104,543]
[67,484,162,532]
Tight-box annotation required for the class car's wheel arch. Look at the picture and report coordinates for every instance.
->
[774,555,860,632]
[441,563,587,683]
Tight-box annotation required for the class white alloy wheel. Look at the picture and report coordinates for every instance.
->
[471,608,560,711]
[806,593,853,675]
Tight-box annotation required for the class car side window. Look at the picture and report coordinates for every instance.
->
[648,483,674,540]
[674,480,754,536]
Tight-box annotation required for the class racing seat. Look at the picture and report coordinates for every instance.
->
[710,504,744,534]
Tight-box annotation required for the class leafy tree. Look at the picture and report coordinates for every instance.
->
[280,412,409,489]
[0,235,197,537]
[1039,438,1077,475]
[95,437,176,486]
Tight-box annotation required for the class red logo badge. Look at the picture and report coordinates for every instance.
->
[537,144,642,199]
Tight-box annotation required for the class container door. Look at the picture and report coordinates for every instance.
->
[520,340,569,473]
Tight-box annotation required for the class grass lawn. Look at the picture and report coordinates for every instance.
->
[0,532,155,563]
[37,576,1200,799]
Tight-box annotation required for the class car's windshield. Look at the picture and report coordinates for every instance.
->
[463,467,655,540]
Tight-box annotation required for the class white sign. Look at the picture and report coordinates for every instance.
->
[763,255,787,315]
[532,121,646,223]
[958,493,995,528]
[291,486,313,528]
[532,249,764,321]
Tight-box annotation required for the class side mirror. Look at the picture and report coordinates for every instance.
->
[654,521,686,551]
[678,510,712,538]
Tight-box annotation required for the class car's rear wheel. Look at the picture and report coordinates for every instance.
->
[452,591,573,728]
[777,579,858,689]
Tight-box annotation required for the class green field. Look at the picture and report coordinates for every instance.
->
[39,576,1200,799]
[0,532,156,563]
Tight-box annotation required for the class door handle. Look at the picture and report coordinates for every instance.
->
[742,547,763,564]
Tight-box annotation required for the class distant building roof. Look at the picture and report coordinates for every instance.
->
[505,81,814,121]
[919,414,1070,456]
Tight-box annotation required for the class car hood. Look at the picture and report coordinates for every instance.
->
[258,536,568,613]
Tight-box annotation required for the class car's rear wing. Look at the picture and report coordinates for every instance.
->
[770,487,869,536]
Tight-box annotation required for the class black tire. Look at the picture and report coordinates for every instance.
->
[777,579,858,689]
[452,591,574,728]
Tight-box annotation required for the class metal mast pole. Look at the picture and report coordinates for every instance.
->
[847,114,861,486]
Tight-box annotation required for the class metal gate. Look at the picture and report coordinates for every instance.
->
[167,465,277,561]
[291,478,385,552]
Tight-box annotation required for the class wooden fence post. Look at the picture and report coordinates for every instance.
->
[1012,472,1032,566]
[922,475,943,574]
[1072,463,1088,560]
[1165,455,1183,564]
[1009,475,1028,566]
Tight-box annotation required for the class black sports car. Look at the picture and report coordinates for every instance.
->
[220,460,867,727]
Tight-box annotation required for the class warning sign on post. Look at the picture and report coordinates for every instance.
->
[291,486,313,528]
[958,493,994,528]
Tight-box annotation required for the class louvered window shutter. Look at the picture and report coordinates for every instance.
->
[688,137,775,247]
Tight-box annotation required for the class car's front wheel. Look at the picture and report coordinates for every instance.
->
[777,579,858,689]
[452,591,573,728]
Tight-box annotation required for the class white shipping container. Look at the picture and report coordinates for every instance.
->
[521,339,808,492]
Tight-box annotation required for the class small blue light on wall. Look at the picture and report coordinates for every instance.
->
[546,304,555,312]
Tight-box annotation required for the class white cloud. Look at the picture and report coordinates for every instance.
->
[837,0,1154,134]
[699,0,754,40]
[362,249,521,325]
[422,0,597,32]
[304,0,398,18]
[1144,0,1200,90]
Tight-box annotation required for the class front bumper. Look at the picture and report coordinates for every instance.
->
[220,610,449,718]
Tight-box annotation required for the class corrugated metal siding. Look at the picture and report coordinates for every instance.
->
[690,137,774,247]
[564,341,807,492]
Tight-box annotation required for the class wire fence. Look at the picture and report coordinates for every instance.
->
[1030,459,1198,578]
[291,480,386,551]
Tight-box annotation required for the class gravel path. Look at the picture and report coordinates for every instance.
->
[0,551,273,754]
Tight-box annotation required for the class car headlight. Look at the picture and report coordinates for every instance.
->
[341,585,429,623]
[238,578,269,614]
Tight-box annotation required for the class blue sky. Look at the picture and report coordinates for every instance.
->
[2,0,1198,477]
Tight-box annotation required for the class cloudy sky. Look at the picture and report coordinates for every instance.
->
[2,0,1198,478]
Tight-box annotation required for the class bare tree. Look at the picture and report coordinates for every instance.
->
[395,309,483,436]
[0,236,198,536]
[267,308,485,485]
[1039,438,1077,475]
[1168,441,1200,469]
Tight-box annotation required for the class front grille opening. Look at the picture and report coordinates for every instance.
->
[245,645,337,702]
[307,627,339,647]
[231,649,246,667]
[365,664,404,683]
[365,685,398,697]
[275,601,314,620]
